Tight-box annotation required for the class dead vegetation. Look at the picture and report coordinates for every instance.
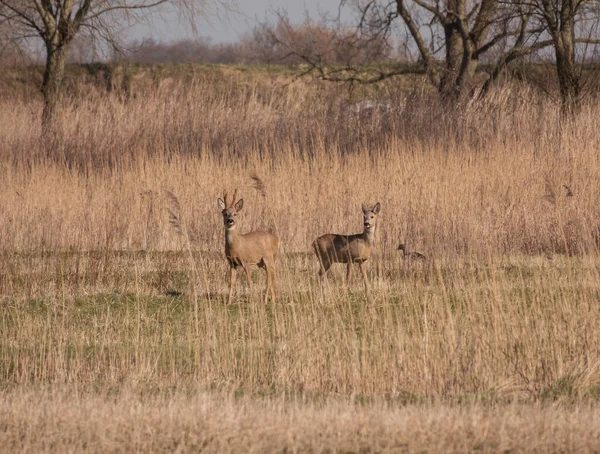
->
[1,66,600,451]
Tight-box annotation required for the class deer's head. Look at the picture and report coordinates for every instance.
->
[218,190,244,231]
[362,202,381,233]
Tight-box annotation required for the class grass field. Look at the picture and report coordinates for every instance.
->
[1,64,600,452]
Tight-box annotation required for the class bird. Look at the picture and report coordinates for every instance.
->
[397,243,426,261]
[563,184,573,197]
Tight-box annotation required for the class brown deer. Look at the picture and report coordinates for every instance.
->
[218,190,279,304]
[313,202,381,288]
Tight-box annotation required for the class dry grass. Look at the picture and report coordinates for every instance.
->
[1,66,600,451]
[3,388,600,453]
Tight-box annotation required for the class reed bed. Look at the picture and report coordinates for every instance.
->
[3,388,600,453]
[1,66,600,451]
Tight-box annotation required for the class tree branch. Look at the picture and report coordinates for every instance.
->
[412,0,447,23]
[395,0,441,86]
[0,2,43,33]
[82,0,171,22]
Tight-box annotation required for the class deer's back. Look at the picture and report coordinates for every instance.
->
[313,233,371,263]
[227,230,279,265]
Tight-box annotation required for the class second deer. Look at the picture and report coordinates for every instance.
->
[313,202,381,289]
[218,190,279,304]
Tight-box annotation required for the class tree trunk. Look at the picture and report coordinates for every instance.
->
[554,1,580,116]
[439,34,476,103]
[440,23,464,101]
[42,43,68,130]
[555,35,580,116]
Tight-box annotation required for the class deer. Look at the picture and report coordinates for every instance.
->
[312,202,381,289]
[218,190,279,305]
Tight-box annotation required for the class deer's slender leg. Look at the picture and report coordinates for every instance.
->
[318,260,330,278]
[264,258,276,304]
[316,252,331,279]
[346,262,353,283]
[264,267,271,304]
[242,264,253,289]
[359,261,369,290]
[313,243,329,279]
[270,261,276,302]
[227,266,237,305]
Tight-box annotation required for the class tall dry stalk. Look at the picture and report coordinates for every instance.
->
[165,190,203,348]
[0,67,600,419]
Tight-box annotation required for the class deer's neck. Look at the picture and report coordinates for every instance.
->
[362,227,376,244]
[224,226,239,250]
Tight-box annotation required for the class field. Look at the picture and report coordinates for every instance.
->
[2,64,600,452]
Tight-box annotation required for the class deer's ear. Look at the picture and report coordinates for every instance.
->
[362,203,369,214]
[373,203,381,214]
[218,198,226,210]
[234,198,244,212]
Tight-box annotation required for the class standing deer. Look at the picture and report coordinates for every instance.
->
[313,202,381,289]
[218,190,279,304]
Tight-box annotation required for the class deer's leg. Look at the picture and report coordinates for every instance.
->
[262,259,275,304]
[316,253,331,279]
[268,260,276,303]
[359,261,369,291]
[264,266,270,304]
[318,260,331,278]
[346,262,353,283]
[313,243,329,278]
[242,264,253,290]
[227,266,237,305]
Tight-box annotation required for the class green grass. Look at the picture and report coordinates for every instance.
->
[2,251,600,403]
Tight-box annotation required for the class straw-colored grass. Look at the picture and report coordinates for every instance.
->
[1,66,600,451]
[3,388,600,453]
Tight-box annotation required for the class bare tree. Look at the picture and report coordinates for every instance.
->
[262,2,557,102]
[512,0,600,113]
[257,14,394,67]
[352,0,561,100]
[0,11,30,65]
[0,0,210,127]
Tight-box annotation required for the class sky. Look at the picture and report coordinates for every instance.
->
[130,0,346,44]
